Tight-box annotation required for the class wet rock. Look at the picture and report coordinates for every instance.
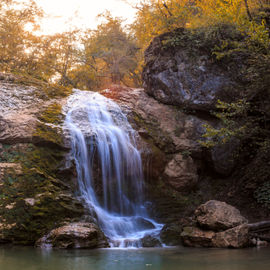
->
[121,239,141,248]
[181,226,215,247]
[36,222,109,249]
[213,224,249,248]
[160,222,182,246]
[141,234,162,247]
[195,200,248,231]
[164,153,198,192]
[134,217,156,230]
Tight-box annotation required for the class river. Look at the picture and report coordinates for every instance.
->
[1,246,270,270]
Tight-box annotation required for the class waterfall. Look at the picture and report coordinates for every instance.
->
[64,89,162,248]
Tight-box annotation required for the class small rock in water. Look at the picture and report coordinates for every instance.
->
[141,235,162,247]
[36,222,109,249]
[134,217,156,230]
[160,222,182,246]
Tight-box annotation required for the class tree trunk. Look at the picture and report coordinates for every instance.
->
[244,0,253,21]
[248,221,270,231]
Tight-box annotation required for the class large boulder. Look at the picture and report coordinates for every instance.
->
[181,226,215,247]
[36,222,109,249]
[181,201,249,248]
[181,224,249,248]
[0,74,67,145]
[213,224,249,248]
[0,78,40,144]
[195,200,248,231]
[142,28,240,111]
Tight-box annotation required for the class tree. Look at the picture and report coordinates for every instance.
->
[132,0,195,49]
[71,14,140,90]
[244,0,253,20]
[0,0,43,74]
[39,30,81,86]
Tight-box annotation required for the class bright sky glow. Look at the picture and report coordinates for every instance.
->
[34,0,139,35]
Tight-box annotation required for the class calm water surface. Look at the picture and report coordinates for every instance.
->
[0,246,270,270]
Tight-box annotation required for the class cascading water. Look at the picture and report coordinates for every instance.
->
[64,89,162,248]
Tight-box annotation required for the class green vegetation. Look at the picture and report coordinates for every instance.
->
[1,0,269,92]
[255,181,270,208]
[34,103,64,146]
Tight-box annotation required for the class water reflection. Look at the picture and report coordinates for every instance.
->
[0,246,270,270]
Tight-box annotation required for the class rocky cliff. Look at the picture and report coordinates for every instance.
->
[139,28,270,225]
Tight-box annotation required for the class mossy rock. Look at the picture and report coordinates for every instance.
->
[34,102,65,147]
[12,74,72,100]
[0,100,85,244]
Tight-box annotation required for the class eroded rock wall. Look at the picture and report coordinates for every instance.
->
[0,74,84,245]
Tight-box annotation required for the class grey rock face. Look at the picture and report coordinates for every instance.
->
[142,29,238,111]
[210,140,239,176]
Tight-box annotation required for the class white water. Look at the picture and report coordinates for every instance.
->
[64,90,162,247]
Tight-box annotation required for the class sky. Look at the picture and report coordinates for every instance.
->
[34,0,139,35]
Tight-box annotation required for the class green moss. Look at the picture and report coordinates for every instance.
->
[254,181,270,209]
[38,103,63,124]
[34,103,64,146]
[0,143,83,244]
[0,102,84,244]
[12,74,72,100]
[0,144,21,162]
[161,24,244,58]
[34,124,63,146]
